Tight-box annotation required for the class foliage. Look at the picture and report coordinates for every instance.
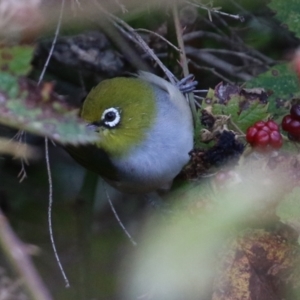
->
[1,1,300,300]
[0,46,34,76]
[268,0,300,39]
[0,46,99,145]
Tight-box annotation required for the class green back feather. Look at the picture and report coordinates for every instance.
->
[81,77,156,158]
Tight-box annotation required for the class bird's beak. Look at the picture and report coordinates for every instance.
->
[86,122,100,132]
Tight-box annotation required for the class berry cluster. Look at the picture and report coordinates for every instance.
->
[282,104,300,141]
[246,120,282,151]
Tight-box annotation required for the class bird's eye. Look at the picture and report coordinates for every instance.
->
[105,111,116,122]
[101,107,121,128]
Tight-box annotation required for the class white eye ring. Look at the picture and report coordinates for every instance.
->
[101,107,121,128]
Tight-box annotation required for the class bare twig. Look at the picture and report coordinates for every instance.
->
[183,31,275,66]
[115,0,127,13]
[228,118,244,135]
[183,30,241,47]
[0,209,52,300]
[197,48,265,65]
[103,183,137,247]
[18,159,27,183]
[94,0,177,84]
[183,30,221,41]
[45,138,70,288]
[193,89,209,94]
[190,61,235,84]
[135,28,181,52]
[208,11,275,65]
[187,0,244,21]
[38,0,65,85]
[186,46,252,81]
[172,4,198,125]
[39,0,70,288]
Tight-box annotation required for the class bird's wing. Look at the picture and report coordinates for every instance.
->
[137,71,192,124]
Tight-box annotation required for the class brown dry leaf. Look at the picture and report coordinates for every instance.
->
[212,229,300,300]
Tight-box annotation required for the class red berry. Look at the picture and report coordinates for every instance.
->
[290,104,300,121]
[254,121,265,129]
[287,119,300,136]
[266,120,279,131]
[261,125,271,133]
[269,131,283,149]
[282,107,300,142]
[246,127,257,143]
[282,115,293,131]
[254,130,269,147]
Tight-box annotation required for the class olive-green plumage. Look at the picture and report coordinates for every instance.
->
[81,77,156,158]
[67,72,194,193]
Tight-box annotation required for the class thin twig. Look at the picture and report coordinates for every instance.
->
[38,0,65,85]
[94,0,177,84]
[0,209,53,300]
[103,183,137,247]
[228,118,244,135]
[190,61,235,84]
[186,46,252,81]
[115,0,127,13]
[197,48,265,65]
[39,0,70,288]
[18,159,27,183]
[183,30,275,66]
[193,89,209,94]
[187,0,244,21]
[135,28,182,52]
[172,4,198,125]
[45,138,70,288]
[12,131,28,182]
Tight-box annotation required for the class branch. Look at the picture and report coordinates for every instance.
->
[183,31,275,66]
[0,209,52,300]
[197,48,265,65]
[186,46,252,81]
[94,0,177,84]
[172,4,198,124]
[189,61,235,84]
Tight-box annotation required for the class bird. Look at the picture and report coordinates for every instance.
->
[67,71,194,194]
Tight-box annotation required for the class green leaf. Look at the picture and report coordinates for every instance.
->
[268,0,300,38]
[0,46,34,75]
[210,91,269,133]
[236,101,269,132]
[212,96,240,118]
[0,72,99,145]
[246,63,300,118]
[276,187,300,241]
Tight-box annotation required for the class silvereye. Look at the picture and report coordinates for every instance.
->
[67,71,193,193]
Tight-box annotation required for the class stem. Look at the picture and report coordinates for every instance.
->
[0,209,52,300]
[228,118,245,135]
[172,4,198,126]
